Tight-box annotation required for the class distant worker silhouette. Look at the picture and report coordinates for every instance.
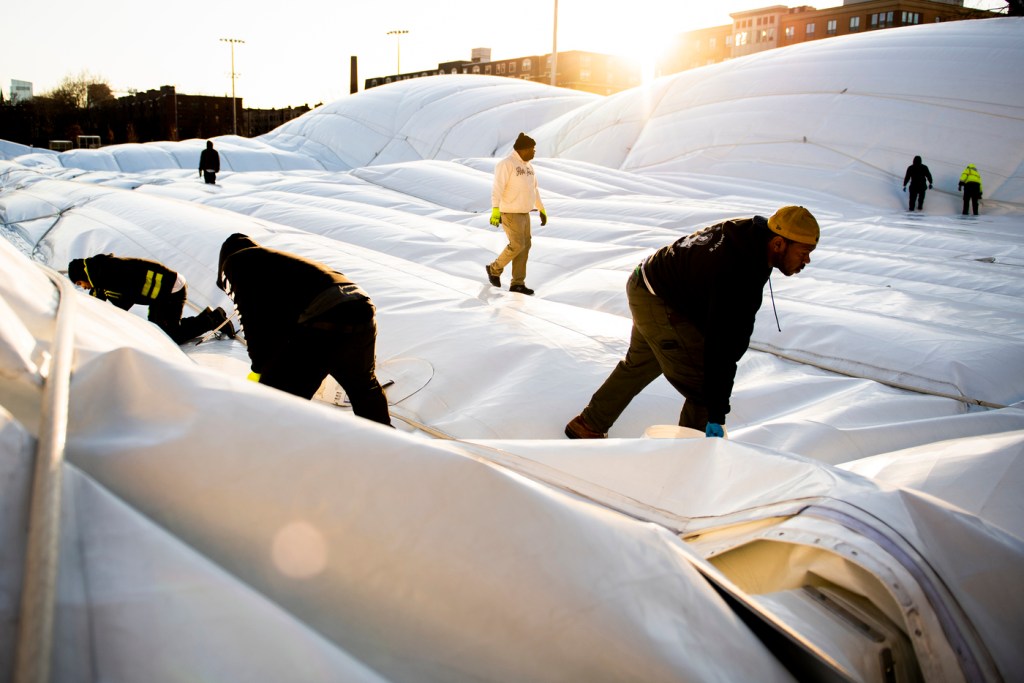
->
[958,163,983,215]
[199,140,221,184]
[902,155,933,212]
[485,132,547,296]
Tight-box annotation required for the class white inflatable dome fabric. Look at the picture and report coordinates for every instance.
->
[2,17,1023,683]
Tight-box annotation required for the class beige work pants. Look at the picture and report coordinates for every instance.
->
[489,212,532,287]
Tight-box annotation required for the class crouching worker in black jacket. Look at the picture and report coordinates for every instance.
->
[216,233,393,427]
[565,206,819,440]
[68,254,234,344]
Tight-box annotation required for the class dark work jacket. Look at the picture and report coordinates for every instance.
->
[199,147,220,172]
[642,216,772,423]
[80,254,181,310]
[221,245,371,373]
[903,162,933,190]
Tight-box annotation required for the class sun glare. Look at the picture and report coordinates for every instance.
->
[617,30,674,86]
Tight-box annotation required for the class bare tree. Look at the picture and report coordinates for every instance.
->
[43,70,111,109]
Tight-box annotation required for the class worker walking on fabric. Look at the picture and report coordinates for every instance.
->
[958,163,983,215]
[68,254,234,344]
[485,132,547,296]
[199,140,221,185]
[565,206,819,440]
[216,233,393,427]
[902,155,933,212]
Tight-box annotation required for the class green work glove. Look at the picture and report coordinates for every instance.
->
[539,210,547,226]
[489,207,501,227]
[247,371,261,383]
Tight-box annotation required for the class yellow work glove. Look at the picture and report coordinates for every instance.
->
[489,207,501,227]
[247,371,261,383]
[539,210,548,226]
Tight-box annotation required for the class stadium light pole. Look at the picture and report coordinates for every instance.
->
[387,30,408,74]
[220,37,245,135]
[550,0,559,86]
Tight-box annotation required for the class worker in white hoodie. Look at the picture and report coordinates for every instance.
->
[485,132,547,295]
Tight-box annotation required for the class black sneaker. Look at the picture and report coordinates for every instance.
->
[485,265,501,287]
[509,284,534,295]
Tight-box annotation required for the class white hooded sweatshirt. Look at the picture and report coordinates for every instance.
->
[492,150,545,215]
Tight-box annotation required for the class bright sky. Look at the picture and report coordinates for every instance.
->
[1,0,1006,109]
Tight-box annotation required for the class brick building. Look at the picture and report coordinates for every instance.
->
[659,0,998,77]
[367,48,641,96]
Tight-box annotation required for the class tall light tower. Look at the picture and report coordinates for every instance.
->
[387,30,408,74]
[220,37,245,135]
[550,0,559,86]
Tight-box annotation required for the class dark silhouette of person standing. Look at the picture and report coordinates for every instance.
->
[902,155,933,211]
[958,163,983,215]
[199,140,221,185]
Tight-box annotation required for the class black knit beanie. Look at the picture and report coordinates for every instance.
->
[217,233,260,291]
[513,132,536,150]
[67,258,87,284]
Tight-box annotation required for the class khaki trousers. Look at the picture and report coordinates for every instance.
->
[489,212,532,287]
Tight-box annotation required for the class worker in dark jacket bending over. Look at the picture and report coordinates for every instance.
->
[565,206,819,439]
[216,233,392,427]
[68,254,233,343]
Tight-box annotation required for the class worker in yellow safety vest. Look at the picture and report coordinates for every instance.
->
[958,163,983,216]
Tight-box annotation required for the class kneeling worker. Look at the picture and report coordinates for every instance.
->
[565,206,819,439]
[216,233,393,427]
[68,254,234,344]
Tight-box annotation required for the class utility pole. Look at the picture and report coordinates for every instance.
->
[387,30,409,74]
[220,37,244,135]
[550,0,559,86]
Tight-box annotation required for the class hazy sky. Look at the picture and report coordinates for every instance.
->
[2,0,1005,109]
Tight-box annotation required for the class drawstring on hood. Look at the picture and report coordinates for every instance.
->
[768,274,782,332]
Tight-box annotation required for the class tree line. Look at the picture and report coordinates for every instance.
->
[1,71,120,149]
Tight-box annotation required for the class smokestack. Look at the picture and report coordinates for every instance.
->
[350,56,358,94]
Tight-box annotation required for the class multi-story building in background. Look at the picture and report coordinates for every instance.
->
[365,0,997,91]
[661,0,998,76]
[0,0,1001,149]
[10,80,33,104]
[0,83,316,149]
[367,48,641,96]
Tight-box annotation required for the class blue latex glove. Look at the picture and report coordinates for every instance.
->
[705,422,725,438]
[489,207,501,227]
[539,210,548,226]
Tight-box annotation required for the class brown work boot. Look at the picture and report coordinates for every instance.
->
[565,414,607,439]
